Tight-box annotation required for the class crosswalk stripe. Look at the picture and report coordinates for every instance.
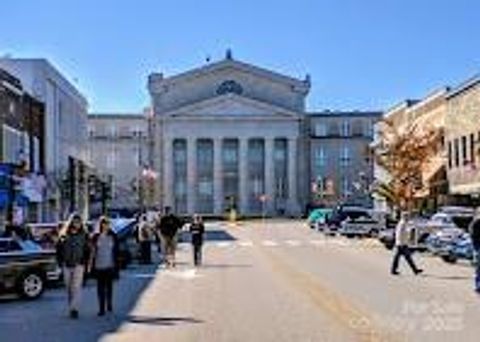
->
[214,241,233,248]
[262,240,278,247]
[285,240,302,247]
[238,241,253,247]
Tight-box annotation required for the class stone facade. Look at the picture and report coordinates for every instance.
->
[148,54,310,216]
[445,77,480,197]
[87,113,149,211]
[308,111,381,208]
[381,89,449,209]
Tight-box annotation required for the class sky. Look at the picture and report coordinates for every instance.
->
[0,0,479,113]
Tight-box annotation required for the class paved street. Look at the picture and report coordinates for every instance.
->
[1,220,479,342]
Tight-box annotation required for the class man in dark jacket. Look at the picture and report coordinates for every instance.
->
[469,209,480,293]
[159,207,183,268]
[189,214,205,266]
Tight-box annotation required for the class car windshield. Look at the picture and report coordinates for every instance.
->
[18,239,42,252]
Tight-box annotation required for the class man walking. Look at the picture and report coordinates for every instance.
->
[391,211,423,276]
[190,214,205,266]
[469,208,480,293]
[159,207,183,268]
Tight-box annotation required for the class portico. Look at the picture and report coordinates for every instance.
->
[148,53,310,216]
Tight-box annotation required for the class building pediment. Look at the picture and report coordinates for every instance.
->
[162,93,301,119]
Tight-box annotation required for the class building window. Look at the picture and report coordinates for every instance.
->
[314,146,326,168]
[448,141,452,169]
[471,133,476,166]
[341,120,351,137]
[364,120,374,138]
[454,138,460,167]
[106,151,116,169]
[342,177,350,196]
[314,123,327,137]
[110,125,117,138]
[340,146,351,167]
[461,136,468,165]
[2,125,23,164]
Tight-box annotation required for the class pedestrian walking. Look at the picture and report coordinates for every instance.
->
[159,207,183,268]
[390,211,423,276]
[89,216,120,316]
[190,214,205,266]
[56,213,90,319]
[138,215,153,264]
[469,208,480,293]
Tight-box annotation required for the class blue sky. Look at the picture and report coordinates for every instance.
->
[1,0,479,112]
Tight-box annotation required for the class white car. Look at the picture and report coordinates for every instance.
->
[339,212,386,238]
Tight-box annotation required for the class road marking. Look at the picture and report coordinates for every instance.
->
[213,241,233,248]
[163,268,200,280]
[262,240,278,247]
[238,240,254,247]
[285,240,302,247]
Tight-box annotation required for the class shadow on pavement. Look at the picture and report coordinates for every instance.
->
[179,229,237,243]
[127,315,203,326]
[421,274,472,281]
[0,262,161,342]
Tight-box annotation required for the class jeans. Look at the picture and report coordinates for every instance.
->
[193,244,202,266]
[96,268,114,313]
[140,241,151,264]
[63,265,85,311]
[391,245,420,274]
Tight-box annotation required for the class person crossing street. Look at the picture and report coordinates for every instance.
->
[390,211,423,276]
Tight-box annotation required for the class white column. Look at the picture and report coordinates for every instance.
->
[287,137,300,216]
[163,137,174,210]
[214,138,223,215]
[239,138,249,216]
[264,137,275,216]
[187,137,197,214]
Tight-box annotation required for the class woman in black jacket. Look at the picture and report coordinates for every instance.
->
[189,214,205,266]
[89,216,120,316]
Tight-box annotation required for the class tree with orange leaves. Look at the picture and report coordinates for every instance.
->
[373,118,442,213]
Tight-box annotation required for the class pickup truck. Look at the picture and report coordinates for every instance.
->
[0,238,61,299]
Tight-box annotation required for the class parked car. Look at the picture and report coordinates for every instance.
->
[0,238,61,299]
[307,208,333,230]
[326,206,373,232]
[339,212,385,238]
[437,233,474,264]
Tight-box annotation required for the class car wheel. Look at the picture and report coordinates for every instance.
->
[17,271,45,300]
[441,254,458,264]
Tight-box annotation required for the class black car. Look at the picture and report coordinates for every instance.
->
[0,238,61,299]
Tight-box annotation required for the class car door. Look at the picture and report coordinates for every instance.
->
[0,240,23,290]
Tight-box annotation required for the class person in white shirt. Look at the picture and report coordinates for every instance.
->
[390,211,423,276]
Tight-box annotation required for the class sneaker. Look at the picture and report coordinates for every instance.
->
[97,310,105,317]
[70,310,79,319]
[391,271,400,275]
[414,269,424,275]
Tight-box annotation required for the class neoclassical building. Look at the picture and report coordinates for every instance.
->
[148,52,310,216]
